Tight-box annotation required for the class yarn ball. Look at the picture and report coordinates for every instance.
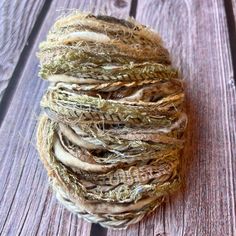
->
[37,12,187,229]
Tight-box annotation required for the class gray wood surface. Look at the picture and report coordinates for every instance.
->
[0,0,47,101]
[0,1,131,235]
[0,0,236,235]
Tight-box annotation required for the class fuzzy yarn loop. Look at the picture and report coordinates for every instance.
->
[37,12,187,229]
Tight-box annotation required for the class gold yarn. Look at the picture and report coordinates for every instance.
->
[36,11,187,229]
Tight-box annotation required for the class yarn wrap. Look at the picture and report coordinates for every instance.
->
[37,12,187,229]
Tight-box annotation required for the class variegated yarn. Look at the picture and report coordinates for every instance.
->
[37,12,187,229]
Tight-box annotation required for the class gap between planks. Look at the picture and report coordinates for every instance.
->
[223,0,236,84]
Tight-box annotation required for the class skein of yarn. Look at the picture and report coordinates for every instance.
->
[36,11,187,229]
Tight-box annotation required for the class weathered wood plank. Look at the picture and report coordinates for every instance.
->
[0,1,132,235]
[232,0,236,22]
[0,0,48,101]
[134,0,236,236]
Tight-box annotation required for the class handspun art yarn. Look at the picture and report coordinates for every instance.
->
[37,12,187,229]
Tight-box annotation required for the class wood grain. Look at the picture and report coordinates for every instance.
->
[0,0,47,101]
[0,1,132,235]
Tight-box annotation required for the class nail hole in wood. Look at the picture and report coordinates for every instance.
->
[114,0,128,8]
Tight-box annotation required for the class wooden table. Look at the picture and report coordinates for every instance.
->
[0,0,235,235]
